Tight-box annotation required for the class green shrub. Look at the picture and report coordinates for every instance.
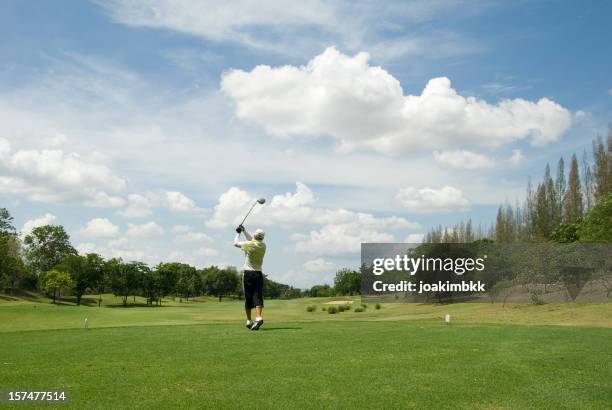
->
[361,304,367,308]
[327,306,338,314]
[354,307,364,312]
[322,307,327,311]
[338,304,349,312]
[306,305,316,312]
[375,303,381,310]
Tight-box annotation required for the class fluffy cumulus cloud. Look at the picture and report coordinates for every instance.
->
[0,138,127,204]
[396,186,469,213]
[117,194,153,218]
[222,47,572,153]
[76,241,148,263]
[433,150,494,169]
[207,182,420,255]
[117,191,203,218]
[126,221,165,237]
[208,182,419,230]
[172,225,213,244]
[80,218,120,238]
[293,223,394,255]
[21,213,57,235]
[303,258,334,272]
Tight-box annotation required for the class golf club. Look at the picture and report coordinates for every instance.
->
[237,198,266,231]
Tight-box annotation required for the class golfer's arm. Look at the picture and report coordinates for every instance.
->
[233,233,242,248]
[243,229,253,241]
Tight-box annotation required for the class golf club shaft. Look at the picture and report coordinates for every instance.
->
[239,201,258,227]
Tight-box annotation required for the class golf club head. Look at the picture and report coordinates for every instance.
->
[257,198,266,204]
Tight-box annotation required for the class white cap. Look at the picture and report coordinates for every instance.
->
[254,229,265,240]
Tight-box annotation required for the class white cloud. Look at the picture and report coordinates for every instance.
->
[108,237,129,248]
[221,47,572,153]
[117,194,153,218]
[293,223,395,255]
[101,1,483,61]
[76,242,97,255]
[80,218,120,238]
[165,191,203,213]
[433,150,494,169]
[126,221,165,237]
[171,224,192,234]
[208,182,420,230]
[166,247,221,267]
[303,258,334,272]
[404,233,425,243]
[102,0,337,51]
[207,182,420,255]
[21,213,57,235]
[173,231,213,244]
[508,149,524,166]
[0,143,127,204]
[396,186,469,213]
[117,191,203,218]
[85,192,126,208]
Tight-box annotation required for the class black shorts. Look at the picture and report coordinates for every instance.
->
[243,270,264,309]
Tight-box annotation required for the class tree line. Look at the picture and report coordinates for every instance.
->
[425,127,612,244]
[0,216,301,305]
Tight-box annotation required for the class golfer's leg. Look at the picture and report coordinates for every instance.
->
[255,305,263,318]
[245,308,252,320]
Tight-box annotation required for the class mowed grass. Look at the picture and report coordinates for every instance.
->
[1,294,611,408]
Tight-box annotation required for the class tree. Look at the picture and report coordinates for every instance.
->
[592,127,612,201]
[578,192,612,242]
[40,269,73,304]
[59,253,106,305]
[104,258,143,306]
[307,284,334,297]
[0,234,26,292]
[24,225,76,275]
[0,209,26,293]
[175,263,198,301]
[534,182,551,239]
[213,268,239,301]
[154,262,182,302]
[0,208,15,233]
[555,157,566,224]
[550,223,580,243]
[564,154,583,224]
[334,268,361,295]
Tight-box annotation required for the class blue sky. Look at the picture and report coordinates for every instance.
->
[1,0,611,288]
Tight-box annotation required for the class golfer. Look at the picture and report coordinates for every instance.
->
[234,225,266,330]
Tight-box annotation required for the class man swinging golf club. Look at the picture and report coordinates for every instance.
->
[233,198,266,330]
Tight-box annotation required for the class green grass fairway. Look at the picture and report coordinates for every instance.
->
[1,294,611,408]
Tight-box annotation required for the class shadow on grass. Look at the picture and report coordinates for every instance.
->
[0,294,19,301]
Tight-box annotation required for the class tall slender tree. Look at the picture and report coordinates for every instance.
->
[592,128,612,200]
[582,149,595,212]
[555,157,566,223]
[564,154,584,224]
